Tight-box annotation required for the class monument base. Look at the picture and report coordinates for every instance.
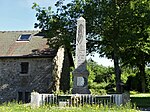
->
[72,66,90,94]
[72,87,91,94]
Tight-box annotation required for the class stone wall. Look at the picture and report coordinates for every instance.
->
[0,57,53,103]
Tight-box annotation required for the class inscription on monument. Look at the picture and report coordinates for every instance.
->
[77,24,84,44]
[77,77,84,87]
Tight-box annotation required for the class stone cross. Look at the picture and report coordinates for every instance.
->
[72,17,90,94]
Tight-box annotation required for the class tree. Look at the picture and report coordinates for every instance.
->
[32,1,85,51]
[120,0,150,92]
[87,59,115,94]
[85,0,150,93]
[32,0,87,92]
[32,3,72,50]
[33,0,150,93]
[84,0,132,93]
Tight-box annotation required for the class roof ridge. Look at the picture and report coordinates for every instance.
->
[0,30,41,33]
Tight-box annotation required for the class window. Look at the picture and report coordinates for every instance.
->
[18,92,31,103]
[20,62,29,74]
[17,34,31,41]
[18,92,23,103]
[25,92,30,103]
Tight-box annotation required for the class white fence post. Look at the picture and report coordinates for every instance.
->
[31,92,42,108]
[111,93,130,106]
[113,94,123,106]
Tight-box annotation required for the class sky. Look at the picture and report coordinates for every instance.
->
[0,0,55,31]
[0,0,113,66]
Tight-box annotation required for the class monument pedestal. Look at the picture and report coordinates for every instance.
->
[72,88,90,94]
[72,64,90,94]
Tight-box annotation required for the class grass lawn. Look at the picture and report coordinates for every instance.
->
[0,102,139,112]
[130,93,150,97]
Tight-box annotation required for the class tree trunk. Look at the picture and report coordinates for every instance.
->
[113,52,122,93]
[139,63,146,93]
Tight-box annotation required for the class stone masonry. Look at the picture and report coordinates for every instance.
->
[0,57,53,103]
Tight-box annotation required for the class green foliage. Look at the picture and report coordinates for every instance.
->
[130,91,139,95]
[125,73,143,92]
[87,59,115,94]
[32,2,76,51]
[119,0,150,92]
[121,67,137,84]
[70,67,74,88]
[90,88,107,95]
[145,68,150,92]
[87,61,147,93]
[87,60,96,85]
[124,67,150,92]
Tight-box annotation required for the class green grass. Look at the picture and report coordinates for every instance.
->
[130,93,150,97]
[0,102,139,112]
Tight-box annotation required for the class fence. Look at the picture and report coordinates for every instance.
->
[57,94,112,107]
[31,92,130,108]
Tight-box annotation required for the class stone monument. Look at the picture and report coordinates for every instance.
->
[72,17,90,94]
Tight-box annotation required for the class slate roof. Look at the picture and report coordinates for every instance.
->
[0,31,55,57]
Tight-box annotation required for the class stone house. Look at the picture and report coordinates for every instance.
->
[0,31,73,103]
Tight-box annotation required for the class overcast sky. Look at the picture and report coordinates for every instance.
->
[0,0,113,66]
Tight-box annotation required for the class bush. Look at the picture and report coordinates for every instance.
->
[87,59,116,94]
[145,68,150,92]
